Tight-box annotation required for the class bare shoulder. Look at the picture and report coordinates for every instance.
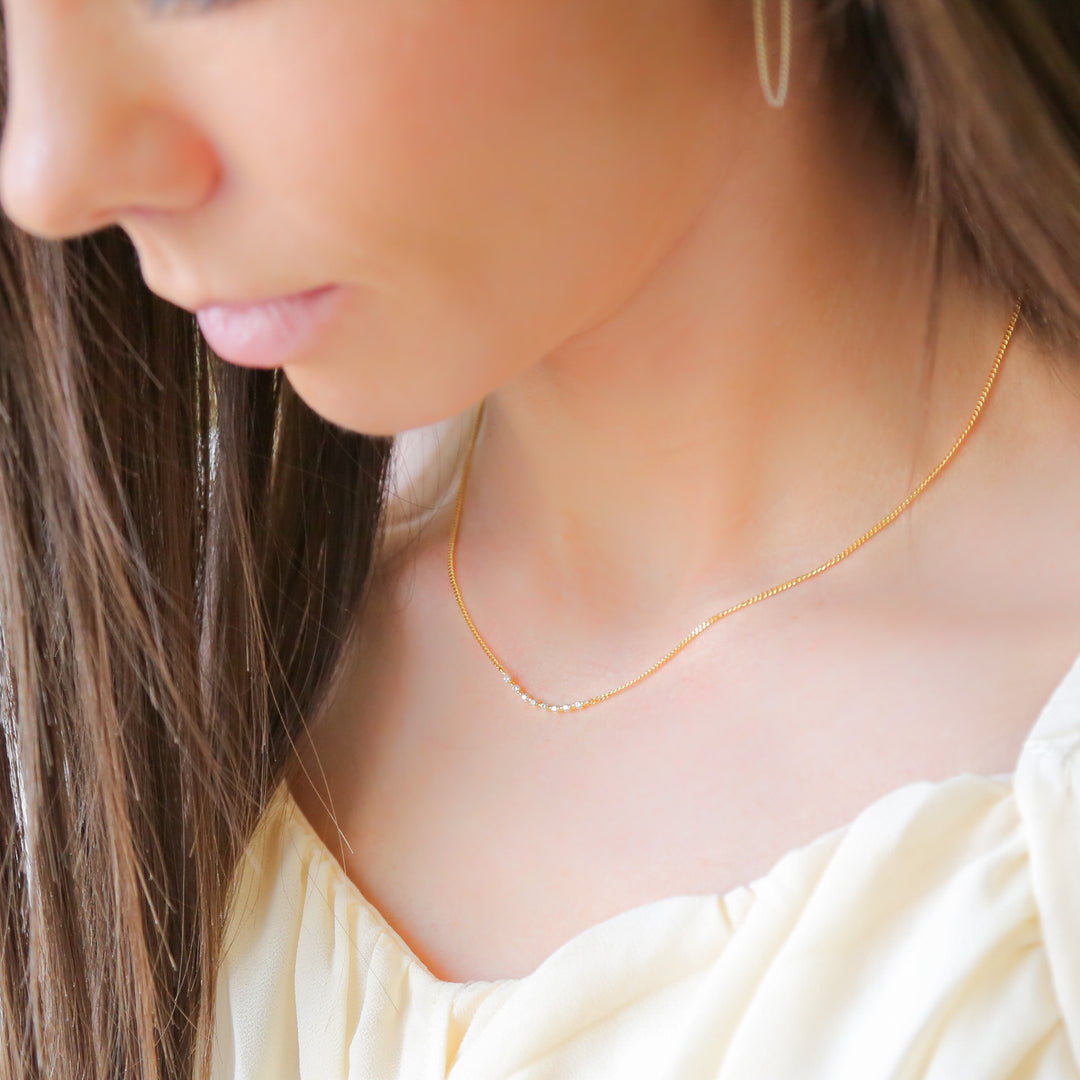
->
[972,325,1080,524]
[999,326,1080,448]
[937,325,1080,617]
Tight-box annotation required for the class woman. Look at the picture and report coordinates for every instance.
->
[0,0,1078,1076]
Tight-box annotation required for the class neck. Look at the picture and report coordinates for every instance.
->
[454,86,1019,635]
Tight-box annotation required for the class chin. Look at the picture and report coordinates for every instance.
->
[280,363,472,438]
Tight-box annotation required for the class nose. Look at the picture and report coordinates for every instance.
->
[0,5,221,241]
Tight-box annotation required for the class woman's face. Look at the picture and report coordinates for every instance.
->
[0,0,740,434]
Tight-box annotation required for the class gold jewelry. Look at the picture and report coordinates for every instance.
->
[754,0,792,109]
[448,296,1024,713]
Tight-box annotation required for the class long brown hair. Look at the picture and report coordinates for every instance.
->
[0,2,1079,1078]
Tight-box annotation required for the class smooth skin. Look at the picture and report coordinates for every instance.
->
[3,0,1080,983]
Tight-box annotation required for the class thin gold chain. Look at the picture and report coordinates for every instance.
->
[448,296,1024,714]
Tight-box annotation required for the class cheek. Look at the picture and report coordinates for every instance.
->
[266,5,665,290]
[209,3,722,433]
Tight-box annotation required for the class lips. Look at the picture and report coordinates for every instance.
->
[195,284,343,368]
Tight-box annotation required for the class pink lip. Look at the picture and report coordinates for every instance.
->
[195,284,343,368]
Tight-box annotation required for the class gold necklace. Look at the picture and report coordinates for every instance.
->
[448,296,1024,713]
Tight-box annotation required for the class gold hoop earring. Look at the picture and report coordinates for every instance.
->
[753,0,792,109]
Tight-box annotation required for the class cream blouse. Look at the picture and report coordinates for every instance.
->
[210,408,1080,1079]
